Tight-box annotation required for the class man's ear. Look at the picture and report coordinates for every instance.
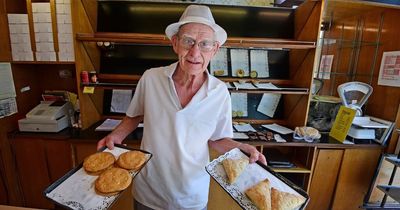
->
[171,35,179,53]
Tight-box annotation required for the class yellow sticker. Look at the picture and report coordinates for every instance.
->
[329,106,356,142]
[83,86,95,94]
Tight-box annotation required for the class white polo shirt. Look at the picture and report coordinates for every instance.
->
[126,62,233,210]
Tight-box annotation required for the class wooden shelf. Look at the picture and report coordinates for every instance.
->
[232,119,287,125]
[218,78,292,85]
[11,61,75,65]
[229,88,309,95]
[79,74,141,89]
[81,82,136,90]
[76,32,316,49]
[98,73,141,82]
[272,163,311,173]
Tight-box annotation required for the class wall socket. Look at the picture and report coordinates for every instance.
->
[59,69,72,78]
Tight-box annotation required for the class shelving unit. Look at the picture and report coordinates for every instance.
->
[74,1,321,131]
[72,0,322,192]
[377,155,400,208]
[363,153,400,209]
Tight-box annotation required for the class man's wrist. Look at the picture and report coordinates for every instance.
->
[236,142,243,150]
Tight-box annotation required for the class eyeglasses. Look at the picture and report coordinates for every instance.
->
[178,36,216,52]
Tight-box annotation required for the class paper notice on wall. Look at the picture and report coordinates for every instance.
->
[318,55,334,79]
[110,89,133,113]
[0,63,16,99]
[231,93,248,117]
[210,47,228,76]
[378,51,400,87]
[0,97,18,118]
[257,93,281,118]
[250,49,269,78]
[230,49,249,77]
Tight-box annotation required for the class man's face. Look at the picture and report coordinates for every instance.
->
[172,23,219,76]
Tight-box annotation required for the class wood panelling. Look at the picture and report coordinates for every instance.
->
[208,148,242,210]
[322,0,393,23]
[72,0,101,129]
[44,140,73,182]
[0,0,11,60]
[81,0,97,32]
[318,2,400,125]
[10,137,73,209]
[0,152,8,203]
[367,9,400,122]
[387,104,400,154]
[295,0,322,42]
[11,138,54,209]
[331,148,382,210]
[208,179,242,210]
[307,149,344,210]
[71,142,97,165]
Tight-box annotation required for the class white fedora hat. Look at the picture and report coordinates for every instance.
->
[165,5,227,45]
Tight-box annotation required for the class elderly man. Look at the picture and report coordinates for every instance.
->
[97,4,266,210]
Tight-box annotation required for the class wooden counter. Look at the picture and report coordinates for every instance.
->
[7,126,383,210]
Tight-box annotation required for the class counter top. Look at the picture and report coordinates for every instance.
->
[0,205,44,210]
[9,121,383,149]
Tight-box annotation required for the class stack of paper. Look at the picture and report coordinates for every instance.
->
[32,3,56,61]
[95,119,122,131]
[8,14,34,61]
[56,0,74,61]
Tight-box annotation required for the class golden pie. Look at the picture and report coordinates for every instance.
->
[271,187,305,210]
[116,150,147,172]
[245,179,271,210]
[222,158,249,184]
[83,152,115,175]
[95,167,132,196]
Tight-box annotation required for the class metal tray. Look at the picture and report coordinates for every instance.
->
[44,144,152,210]
[205,148,309,210]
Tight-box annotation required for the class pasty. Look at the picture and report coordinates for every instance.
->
[95,167,132,196]
[271,187,305,210]
[245,179,271,210]
[116,150,147,172]
[83,152,115,175]
[222,158,249,184]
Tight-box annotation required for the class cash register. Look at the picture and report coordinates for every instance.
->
[18,101,74,132]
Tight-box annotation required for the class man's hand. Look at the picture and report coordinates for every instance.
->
[97,134,122,150]
[96,116,143,151]
[238,143,267,165]
[208,138,267,165]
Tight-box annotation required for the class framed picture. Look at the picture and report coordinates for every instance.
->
[378,51,400,87]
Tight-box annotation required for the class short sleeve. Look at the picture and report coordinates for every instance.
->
[126,73,146,117]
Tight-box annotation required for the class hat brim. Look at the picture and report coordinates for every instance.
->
[165,18,227,45]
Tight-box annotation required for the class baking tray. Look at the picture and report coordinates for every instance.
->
[206,148,309,210]
[44,144,152,210]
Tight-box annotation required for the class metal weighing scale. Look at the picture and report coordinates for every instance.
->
[337,82,389,140]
